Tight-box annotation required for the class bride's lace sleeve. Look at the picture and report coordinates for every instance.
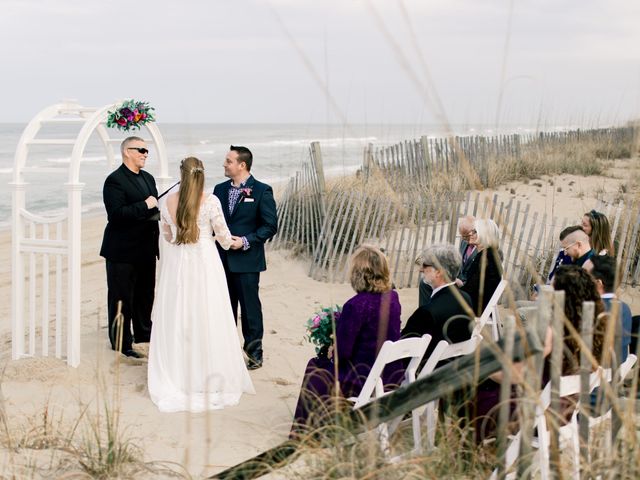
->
[160,209,176,244]
[209,195,233,250]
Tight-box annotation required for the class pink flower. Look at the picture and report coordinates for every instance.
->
[312,316,321,327]
[116,117,127,126]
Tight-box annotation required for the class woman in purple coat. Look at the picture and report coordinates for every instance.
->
[290,245,402,436]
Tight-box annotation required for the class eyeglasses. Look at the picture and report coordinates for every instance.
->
[127,147,149,154]
[562,241,578,253]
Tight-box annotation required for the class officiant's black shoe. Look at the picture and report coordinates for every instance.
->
[123,349,142,359]
[247,358,263,370]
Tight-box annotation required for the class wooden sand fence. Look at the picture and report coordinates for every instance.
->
[213,289,637,480]
[272,126,640,289]
[270,142,326,256]
[368,127,636,188]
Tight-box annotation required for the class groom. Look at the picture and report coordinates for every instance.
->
[214,145,278,370]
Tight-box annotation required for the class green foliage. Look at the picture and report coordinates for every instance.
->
[305,305,341,356]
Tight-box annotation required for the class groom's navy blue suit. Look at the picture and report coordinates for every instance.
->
[214,174,278,363]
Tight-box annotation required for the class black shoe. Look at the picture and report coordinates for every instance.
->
[247,358,263,370]
[123,349,142,359]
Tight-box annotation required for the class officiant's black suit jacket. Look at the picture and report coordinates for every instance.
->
[401,285,474,360]
[213,175,278,272]
[100,164,159,264]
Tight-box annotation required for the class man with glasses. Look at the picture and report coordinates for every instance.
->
[559,227,595,271]
[100,136,159,358]
[402,244,474,363]
[455,215,477,288]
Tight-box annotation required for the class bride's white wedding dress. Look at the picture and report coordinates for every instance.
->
[148,194,255,412]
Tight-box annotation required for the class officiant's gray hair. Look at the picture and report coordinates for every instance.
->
[121,136,144,155]
[420,244,462,282]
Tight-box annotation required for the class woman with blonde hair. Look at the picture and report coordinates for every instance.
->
[290,245,403,435]
[148,157,254,412]
[460,218,503,315]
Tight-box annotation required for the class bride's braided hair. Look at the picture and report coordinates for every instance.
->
[176,157,205,244]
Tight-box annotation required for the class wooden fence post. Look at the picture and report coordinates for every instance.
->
[310,141,327,216]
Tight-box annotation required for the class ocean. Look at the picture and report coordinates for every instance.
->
[0,122,535,228]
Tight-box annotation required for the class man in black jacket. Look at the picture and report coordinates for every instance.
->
[100,136,159,358]
[214,146,278,369]
[402,244,474,362]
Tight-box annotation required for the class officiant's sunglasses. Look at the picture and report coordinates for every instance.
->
[128,147,149,154]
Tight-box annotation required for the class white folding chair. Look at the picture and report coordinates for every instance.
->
[413,334,483,451]
[490,366,609,480]
[476,278,508,341]
[587,353,637,455]
[349,334,432,455]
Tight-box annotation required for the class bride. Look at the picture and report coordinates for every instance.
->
[148,156,255,412]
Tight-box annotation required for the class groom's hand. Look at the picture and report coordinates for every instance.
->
[230,236,244,250]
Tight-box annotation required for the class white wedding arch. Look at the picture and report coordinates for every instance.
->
[11,99,170,367]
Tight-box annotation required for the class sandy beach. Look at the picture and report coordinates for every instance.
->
[1,162,639,477]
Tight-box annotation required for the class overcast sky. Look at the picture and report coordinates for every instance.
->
[1,0,638,127]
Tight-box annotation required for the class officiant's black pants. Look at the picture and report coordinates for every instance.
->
[225,271,263,359]
[106,260,155,352]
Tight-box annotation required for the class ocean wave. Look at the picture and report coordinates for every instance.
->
[45,155,107,164]
[253,136,379,148]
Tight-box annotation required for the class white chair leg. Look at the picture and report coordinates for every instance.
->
[411,408,423,455]
[424,401,437,450]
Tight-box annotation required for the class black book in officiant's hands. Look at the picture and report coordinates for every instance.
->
[148,210,161,222]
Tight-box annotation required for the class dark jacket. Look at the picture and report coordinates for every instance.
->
[402,284,474,360]
[458,240,479,284]
[100,164,159,263]
[213,175,278,273]
[461,246,503,316]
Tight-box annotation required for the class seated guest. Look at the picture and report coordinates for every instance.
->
[460,219,503,316]
[552,265,605,374]
[290,245,402,435]
[472,265,605,442]
[456,215,477,286]
[560,228,595,271]
[547,225,584,284]
[588,255,631,363]
[416,254,434,308]
[402,244,474,362]
[582,209,615,255]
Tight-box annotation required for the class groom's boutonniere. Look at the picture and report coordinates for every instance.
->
[240,187,253,198]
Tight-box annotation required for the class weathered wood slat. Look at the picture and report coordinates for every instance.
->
[211,331,542,480]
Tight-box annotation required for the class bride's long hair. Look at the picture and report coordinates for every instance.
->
[175,156,205,245]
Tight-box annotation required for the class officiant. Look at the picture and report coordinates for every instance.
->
[100,136,159,358]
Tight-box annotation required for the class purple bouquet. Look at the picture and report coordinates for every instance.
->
[305,305,341,357]
[106,99,155,131]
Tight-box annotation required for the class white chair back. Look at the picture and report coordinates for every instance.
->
[476,278,507,341]
[351,334,431,409]
[349,334,431,458]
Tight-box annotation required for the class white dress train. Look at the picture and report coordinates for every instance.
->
[148,194,255,412]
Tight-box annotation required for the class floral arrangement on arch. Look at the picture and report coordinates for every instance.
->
[305,305,341,358]
[106,99,155,131]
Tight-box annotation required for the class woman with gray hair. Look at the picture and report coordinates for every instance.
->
[460,219,503,315]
